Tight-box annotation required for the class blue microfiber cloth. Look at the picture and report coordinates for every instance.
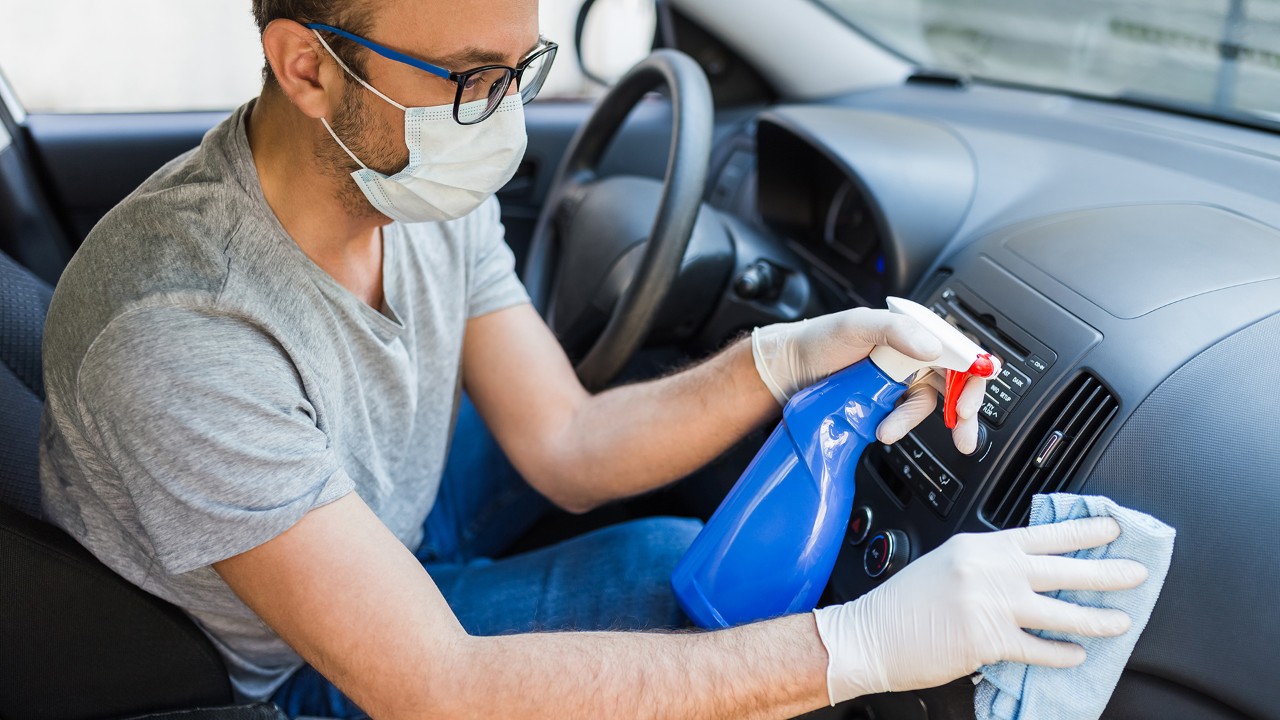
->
[974,493,1176,720]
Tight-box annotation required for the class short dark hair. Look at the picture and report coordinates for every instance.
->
[252,0,376,86]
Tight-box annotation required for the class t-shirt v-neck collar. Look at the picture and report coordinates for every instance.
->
[230,101,406,338]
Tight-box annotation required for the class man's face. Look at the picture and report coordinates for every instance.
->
[317,0,540,209]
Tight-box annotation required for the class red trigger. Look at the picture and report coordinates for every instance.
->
[944,370,967,430]
[944,355,996,429]
[970,355,995,378]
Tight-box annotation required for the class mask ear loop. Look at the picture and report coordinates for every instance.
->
[311,30,408,111]
[320,118,369,171]
[311,29,410,172]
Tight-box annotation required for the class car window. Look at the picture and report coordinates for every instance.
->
[818,0,1280,129]
[0,0,607,114]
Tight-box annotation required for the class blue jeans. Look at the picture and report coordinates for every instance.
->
[272,398,701,718]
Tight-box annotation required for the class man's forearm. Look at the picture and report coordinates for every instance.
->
[433,614,830,720]
[551,336,780,511]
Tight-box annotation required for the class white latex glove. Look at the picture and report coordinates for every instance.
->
[751,308,989,453]
[812,518,1149,705]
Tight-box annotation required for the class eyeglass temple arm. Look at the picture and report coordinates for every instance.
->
[303,23,452,80]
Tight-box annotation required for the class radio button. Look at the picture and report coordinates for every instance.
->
[848,506,873,546]
[987,382,1021,412]
[1026,354,1051,374]
[999,365,1032,395]
[980,398,1009,426]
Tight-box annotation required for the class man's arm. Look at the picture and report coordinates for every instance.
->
[462,303,974,513]
[215,492,831,720]
[461,303,777,512]
[216,492,1143,718]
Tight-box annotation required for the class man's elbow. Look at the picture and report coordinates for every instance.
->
[524,470,603,515]
[543,485,604,515]
[557,495,603,515]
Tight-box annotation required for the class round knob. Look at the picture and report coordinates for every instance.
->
[733,260,780,300]
[962,423,990,458]
[863,529,910,580]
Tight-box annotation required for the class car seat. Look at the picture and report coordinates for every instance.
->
[0,249,243,719]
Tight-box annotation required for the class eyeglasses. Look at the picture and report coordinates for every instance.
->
[305,23,558,125]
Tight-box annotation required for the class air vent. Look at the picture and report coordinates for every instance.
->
[982,373,1119,528]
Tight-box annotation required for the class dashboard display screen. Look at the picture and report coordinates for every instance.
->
[756,122,888,306]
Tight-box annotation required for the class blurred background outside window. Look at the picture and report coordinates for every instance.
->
[0,0,656,113]
[823,0,1280,122]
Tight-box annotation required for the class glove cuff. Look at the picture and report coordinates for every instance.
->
[812,604,886,705]
[751,326,792,407]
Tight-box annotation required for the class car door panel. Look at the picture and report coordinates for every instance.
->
[0,121,71,285]
[24,111,227,245]
[21,99,680,270]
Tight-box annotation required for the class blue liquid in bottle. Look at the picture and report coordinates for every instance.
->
[671,358,907,628]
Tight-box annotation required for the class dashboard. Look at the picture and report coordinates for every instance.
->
[755,125,890,307]
[698,81,1280,719]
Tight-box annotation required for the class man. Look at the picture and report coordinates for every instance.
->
[39,0,1147,717]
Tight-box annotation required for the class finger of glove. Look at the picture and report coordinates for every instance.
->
[955,373,988,420]
[876,383,937,445]
[837,310,943,363]
[1014,594,1132,637]
[920,371,945,394]
[906,370,986,455]
[1010,632,1088,668]
[950,411,980,456]
[1025,556,1149,592]
[1006,517,1122,556]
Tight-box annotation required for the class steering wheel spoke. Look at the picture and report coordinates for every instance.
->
[522,50,714,391]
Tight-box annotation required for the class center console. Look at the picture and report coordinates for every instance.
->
[827,258,1105,601]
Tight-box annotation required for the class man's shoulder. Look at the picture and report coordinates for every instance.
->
[89,145,249,279]
[43,122,293,386]
[75,105,278,295]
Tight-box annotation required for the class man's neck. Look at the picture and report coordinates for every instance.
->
[246,90,386,310]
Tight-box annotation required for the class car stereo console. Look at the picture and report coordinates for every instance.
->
[826,257,1103,605]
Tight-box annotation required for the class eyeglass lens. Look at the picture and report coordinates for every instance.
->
[454,45,557,124]
[517,47,555,103]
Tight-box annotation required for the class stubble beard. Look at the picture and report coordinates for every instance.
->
[314,81,411,221]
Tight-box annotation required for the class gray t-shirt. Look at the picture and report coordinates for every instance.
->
[38,100,530,701]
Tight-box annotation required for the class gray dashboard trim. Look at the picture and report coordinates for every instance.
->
[1084,311,1280,719]
[758,105,977,296]
[1002,203,1280,319]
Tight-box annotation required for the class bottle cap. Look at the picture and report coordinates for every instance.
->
[869,297,1001,429]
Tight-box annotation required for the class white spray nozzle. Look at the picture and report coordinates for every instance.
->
[869,297,1001,429]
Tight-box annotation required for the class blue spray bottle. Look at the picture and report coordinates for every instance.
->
[671,297,999,628]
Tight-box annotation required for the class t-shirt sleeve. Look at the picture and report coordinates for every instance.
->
[466,196,531,319]
[75,305,354,575]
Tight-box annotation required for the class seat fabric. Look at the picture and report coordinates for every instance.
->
[0,249,235,719]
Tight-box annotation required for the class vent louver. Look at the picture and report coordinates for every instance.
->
[982,373,1119,529]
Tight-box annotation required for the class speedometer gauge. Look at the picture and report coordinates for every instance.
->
[824,179,879,264]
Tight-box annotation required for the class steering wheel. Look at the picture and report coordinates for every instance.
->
[522,50,713,391]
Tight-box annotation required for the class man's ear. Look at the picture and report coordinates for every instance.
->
[261,18,341,119]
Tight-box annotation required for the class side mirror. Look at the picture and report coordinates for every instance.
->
[574,0,663,86]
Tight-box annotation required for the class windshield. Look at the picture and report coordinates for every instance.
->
[818,0,1280,127]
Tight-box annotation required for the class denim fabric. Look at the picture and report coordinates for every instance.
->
[975,493,1176,720]
[273,398,701,718]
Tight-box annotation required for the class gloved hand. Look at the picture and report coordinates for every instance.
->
[751,308,989,453]
[811,518,1148,705]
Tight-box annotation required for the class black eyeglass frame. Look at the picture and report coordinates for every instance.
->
[305,23,559,125]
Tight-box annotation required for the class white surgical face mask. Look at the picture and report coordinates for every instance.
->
[314,31,528,224]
